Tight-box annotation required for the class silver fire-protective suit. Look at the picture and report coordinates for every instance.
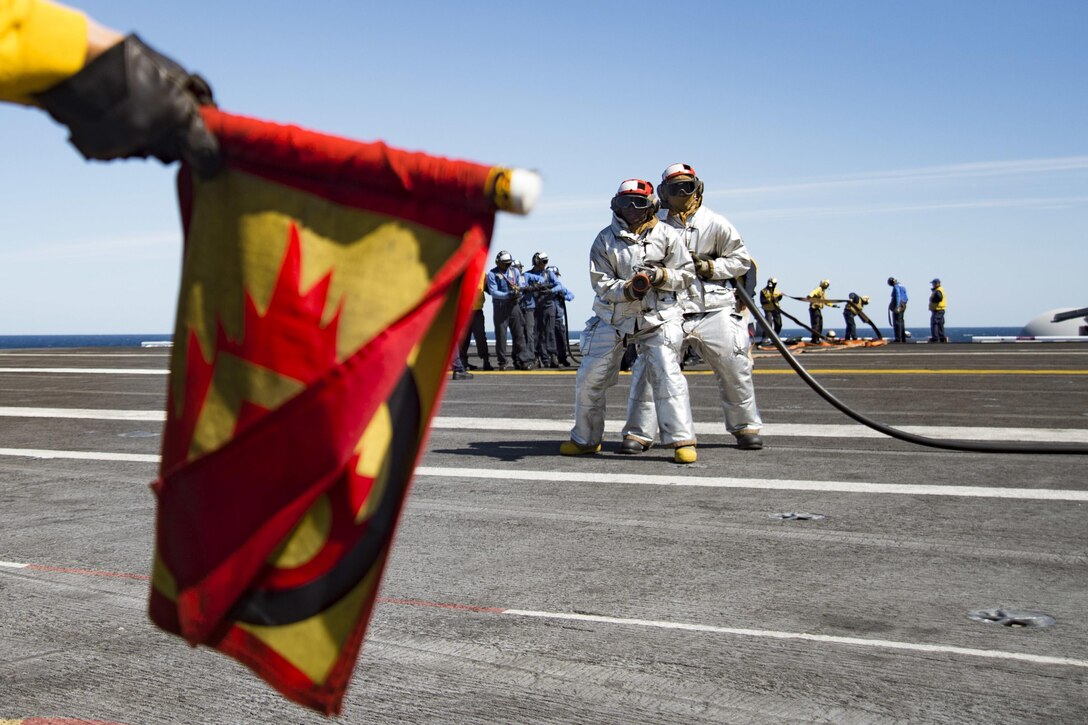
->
[623,205,763,444]
[569,216,697,449]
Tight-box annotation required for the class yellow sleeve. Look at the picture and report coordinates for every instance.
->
[471,271,486,309]
[1,0,88,104]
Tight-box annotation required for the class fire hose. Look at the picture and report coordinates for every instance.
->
[734,283,1088,455]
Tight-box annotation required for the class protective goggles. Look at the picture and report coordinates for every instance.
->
[663,179,697,196]
[614,195,653,210]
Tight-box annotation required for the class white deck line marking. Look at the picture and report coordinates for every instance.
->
[0,407,165,421]
[0,448,159,463]
[502,610,1088,669]
[3,408,1086,443]
[3,555,1082,671]
[416,466,1088,501]
[0,446,1083,500]
[433,417,1088,444]
[0,368,167,375]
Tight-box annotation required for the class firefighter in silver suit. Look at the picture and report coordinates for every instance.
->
[622,163,765,453]
[561,178,699,464]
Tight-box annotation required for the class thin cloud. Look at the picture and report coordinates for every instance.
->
[537,155,1088,210]
[733,195,1088,220]
[0,232,180,263]
[708,156,1088,198]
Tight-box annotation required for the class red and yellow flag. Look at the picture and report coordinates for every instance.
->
[148,109,514,713]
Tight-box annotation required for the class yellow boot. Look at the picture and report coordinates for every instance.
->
[560,440,602,456]
[673,446,697,464]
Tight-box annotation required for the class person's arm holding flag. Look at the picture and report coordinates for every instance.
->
[1,0,221,175]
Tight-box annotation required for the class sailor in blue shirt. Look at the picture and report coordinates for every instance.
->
[486,251,535,370]
[888,277,909,343]
[548,265,576,366]
[523,252,564,367]
[514,260,537,366]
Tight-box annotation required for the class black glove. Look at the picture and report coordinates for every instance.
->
[35,35,221,178]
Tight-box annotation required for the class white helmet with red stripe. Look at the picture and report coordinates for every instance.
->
[657,162,704,208]
[610,178,659,217]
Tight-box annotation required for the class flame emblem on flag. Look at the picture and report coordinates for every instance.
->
[162,222,344,470]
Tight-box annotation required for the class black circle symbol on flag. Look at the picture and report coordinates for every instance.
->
[230,370,422,626]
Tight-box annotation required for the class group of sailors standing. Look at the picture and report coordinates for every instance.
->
[473,251,575,372]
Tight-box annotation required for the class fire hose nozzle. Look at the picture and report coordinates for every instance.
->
[629,272,653,297]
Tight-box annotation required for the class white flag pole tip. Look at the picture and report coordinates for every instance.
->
[506,168,542,215]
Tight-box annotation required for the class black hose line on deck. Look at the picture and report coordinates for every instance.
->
[733,284,1088,455]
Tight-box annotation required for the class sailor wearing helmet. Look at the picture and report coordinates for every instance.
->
[888,277,909,343]
[524,251,564,367]
[513,259,537,366]
[622,163,765,451]
[844,292,867,340]
[928,278,947,343]
[560,179,699,463]
[759,278,784,343]
[486,250,534,370]
[808,279,837,343]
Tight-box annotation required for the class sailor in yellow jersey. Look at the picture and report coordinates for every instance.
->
[807,279,837,343]
[758,277,783,344]
[929,278,948,343]
[843,292,869,341]
[1,0,219,174]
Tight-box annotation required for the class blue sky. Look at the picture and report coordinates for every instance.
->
[1,0,1085,334]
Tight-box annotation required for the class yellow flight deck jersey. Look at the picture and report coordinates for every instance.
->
[808,286,828,309]
[471,272,486,311]
[760,287,782,311]
[929,285,946,311]
[1,0,88,104]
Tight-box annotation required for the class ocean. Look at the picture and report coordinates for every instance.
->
[0,328,1028,350]
[0,334,173,349]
